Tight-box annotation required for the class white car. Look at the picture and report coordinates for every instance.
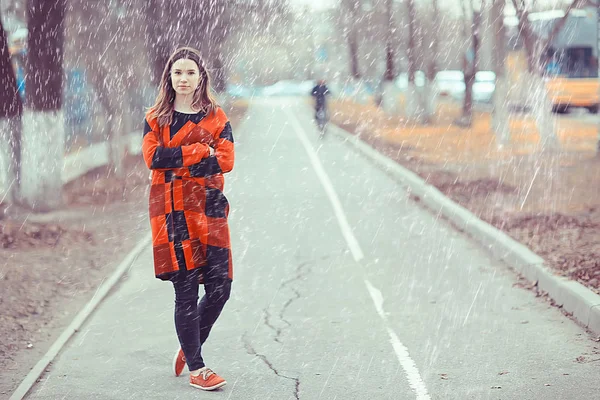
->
[395,71,426,90]
[473,71,496,103]
[435,70,465,98]
[435,70,496,103]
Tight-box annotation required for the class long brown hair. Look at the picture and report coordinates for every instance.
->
[149,47,219,127]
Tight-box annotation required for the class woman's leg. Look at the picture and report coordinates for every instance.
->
[171,267,205,371]
[198,279,232,345]
[198,246,232,345]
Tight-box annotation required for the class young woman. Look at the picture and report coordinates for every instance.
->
[142,47,234,391]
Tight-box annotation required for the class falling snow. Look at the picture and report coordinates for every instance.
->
[1,0,600,399]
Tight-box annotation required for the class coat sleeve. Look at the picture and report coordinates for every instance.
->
[142,113,211,170]
[189,116,235,177]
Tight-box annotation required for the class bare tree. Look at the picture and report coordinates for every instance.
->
[404,0,423,120]
[383,0,396,82]
[0,15,22,206]
[341,0,362,79]
[421,0,440,124]
[144,0,168,86]
[455,0,482,127]
[67,0,146,179]
[379,0,400,112]
[20,0,66,211]
[490,0,511,145]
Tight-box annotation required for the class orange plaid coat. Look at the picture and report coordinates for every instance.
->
[142,107,234,282]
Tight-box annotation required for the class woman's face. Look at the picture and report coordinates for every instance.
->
[170,58,201,96]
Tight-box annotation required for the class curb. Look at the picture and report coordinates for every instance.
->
[328,123,600,337]
[62,132,142,183]
[9,233,152,400]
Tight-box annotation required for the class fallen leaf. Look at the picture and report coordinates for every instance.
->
[491,386,502,389]
[498,371,509,375]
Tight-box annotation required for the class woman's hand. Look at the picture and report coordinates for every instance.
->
[209,146,216,157]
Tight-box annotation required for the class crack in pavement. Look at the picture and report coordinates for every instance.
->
[275,261,312,336]
[263,307,283,344]
[243,333,300,400]
[278,287,300,328]
[261,260,313,344]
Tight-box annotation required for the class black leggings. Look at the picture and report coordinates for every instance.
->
[171,267,232,371]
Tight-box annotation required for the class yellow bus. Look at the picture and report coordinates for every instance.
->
[505,8,599,113]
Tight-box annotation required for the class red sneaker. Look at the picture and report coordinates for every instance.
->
[189,367,227,391]
[173,348,186,377]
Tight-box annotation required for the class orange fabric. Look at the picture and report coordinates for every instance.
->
[142,108,235,282]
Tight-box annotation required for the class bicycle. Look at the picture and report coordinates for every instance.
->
[315,107,328,138]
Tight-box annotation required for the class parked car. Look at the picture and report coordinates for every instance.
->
[473,71,496,103]
[434,70,465,98]
[394,71,426,90]
[434,70,496,103]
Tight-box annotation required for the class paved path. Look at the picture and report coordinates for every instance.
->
[26,98,600,400]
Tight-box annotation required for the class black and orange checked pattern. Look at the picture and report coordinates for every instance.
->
[142,108,234,283]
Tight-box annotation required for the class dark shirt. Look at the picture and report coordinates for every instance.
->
[170,110,206,140]
[311,84,330,107]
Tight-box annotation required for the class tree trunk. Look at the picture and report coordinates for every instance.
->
[21,0,66,211]
[405,82,423,120]
[525,40,558,150]
[383,0,395,82]
[0,117,20,207]
[381,81,400,114]
[107,108,127,179]
[384,41,395,82]
[460,9,481,126]
[405,0,422,120]
[380,0,397,113]
[346,0,361,79]
[491,0,510,146]
[144,0,167,86]
[422,0,440,124]
[0,16,23,204]
[463,71,475,123]
[528,71,558,150]
[348,31,361,79]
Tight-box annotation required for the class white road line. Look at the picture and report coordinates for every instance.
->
[365,280,431,400]
[285,106,430,399]
[284,108,364,262]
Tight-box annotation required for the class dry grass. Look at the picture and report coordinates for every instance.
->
[332,99,598,165]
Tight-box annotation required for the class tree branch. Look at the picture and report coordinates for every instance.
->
[546,0,581,45]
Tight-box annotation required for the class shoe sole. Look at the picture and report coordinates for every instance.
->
[173,349,185,377]
[190,380,227,391]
